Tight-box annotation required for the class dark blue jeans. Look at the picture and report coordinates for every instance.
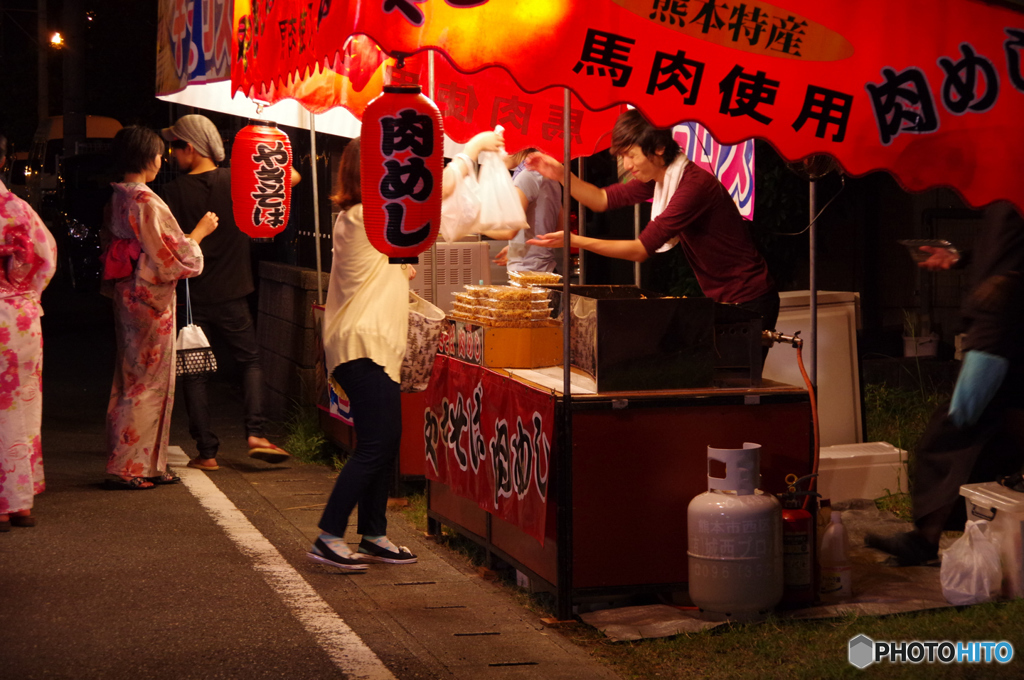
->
[318,358,402,538]
[181,297,265,459]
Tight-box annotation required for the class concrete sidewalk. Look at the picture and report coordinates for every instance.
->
[0,289,621,680]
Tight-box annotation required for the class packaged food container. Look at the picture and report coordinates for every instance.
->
[509,270,562,287]
[463,284,496,299]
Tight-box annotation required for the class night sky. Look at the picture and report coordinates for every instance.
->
[1,1,163,154]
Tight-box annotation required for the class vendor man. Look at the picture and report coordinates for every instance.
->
[527,110,779,338]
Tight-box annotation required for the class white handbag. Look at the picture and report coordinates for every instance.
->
[400,291,446,393]
[175,280,217,377]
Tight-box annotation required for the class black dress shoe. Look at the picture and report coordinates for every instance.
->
[865,531,939,566]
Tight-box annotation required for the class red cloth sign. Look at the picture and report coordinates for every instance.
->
[232,0,1024,213]
[423,356,554,545]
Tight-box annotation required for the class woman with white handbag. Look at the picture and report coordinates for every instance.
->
[310,131,502,571]
[102,127,218,490]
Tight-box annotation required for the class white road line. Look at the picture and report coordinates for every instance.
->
[179,467,397,680]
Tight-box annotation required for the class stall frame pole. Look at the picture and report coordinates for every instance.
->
[577,157,586,284]
[556,87,575,621]
[808,182,818,387]
[309,111,324,305]
[428,51,439,304]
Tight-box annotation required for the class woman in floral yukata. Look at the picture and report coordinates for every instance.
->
[103,126,218,489]
[0,133,57,530]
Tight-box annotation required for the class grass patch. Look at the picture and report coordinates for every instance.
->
[864,381,950,521]
[863,382,948,461]
[282,404,348,472]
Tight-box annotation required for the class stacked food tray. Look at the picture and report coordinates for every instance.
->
[449,284,557,328]
[508,270,562,288]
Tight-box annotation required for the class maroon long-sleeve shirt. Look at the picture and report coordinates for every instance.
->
[605,162,774,304]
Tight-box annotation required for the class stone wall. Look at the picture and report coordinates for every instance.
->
[257,261,330,421]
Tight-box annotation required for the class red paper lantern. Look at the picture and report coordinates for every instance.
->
[360,84,444,264]
[231,120,293,240]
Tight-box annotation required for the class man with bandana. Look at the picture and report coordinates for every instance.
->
[160,115,291,472]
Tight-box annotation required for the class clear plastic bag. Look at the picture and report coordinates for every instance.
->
[477,150,528,231]
[940,520,1002,605]
[439,156,482,243]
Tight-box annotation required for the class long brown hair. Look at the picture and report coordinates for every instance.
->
[331,137,361,210]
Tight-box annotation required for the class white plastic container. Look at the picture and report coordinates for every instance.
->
[819,511,852,600]
[687,443,783,620]
[960,482,1024,598]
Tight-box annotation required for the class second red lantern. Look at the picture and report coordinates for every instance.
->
[360,84,444,264]
[231,120,293,240]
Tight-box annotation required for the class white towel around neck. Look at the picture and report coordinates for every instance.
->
[651,154,690,253]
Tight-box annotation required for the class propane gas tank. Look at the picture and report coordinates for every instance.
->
[687,443,783,620]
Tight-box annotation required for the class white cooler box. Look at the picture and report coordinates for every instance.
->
[817,442,908,503]
[960,482,1024,599]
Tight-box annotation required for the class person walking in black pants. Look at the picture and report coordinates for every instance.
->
[867,202,1024,565]
[160,115,290,470]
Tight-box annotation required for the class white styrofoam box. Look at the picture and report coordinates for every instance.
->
[961,482,1024,599]
[763,290,862,447]
[411,239,492,313]
[817,441,907,503]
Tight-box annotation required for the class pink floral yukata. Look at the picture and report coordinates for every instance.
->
[105,183,203,480]
[0,183,57,516]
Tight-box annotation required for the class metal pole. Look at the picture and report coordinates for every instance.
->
[577,157,586,284]
[428,51,438,304]
[808,182,818,388]
[557,87,574,620]
[309,112,324,305]
[633,204,641,286]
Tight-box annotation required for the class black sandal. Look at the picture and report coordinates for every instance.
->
[104,476,156,490]
[147,470,181,485]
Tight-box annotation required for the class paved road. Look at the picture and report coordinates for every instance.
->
[0,288,620,680]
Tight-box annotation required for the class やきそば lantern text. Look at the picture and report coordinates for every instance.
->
[231,121,293,239]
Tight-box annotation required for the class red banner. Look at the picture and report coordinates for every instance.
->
[233,0,1024,213]
[423,356,554,545]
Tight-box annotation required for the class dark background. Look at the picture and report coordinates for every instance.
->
[0,0,995,365]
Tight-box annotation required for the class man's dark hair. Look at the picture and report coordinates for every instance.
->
[609,109,679,166]
[112,126,164,175]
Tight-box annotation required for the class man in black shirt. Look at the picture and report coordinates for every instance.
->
[160,115,289,471]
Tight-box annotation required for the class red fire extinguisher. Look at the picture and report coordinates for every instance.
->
[779,474,819,609]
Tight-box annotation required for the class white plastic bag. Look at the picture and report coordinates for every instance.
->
[940,520,1002,605]
[477,150,528,231]
[439,156,482,243]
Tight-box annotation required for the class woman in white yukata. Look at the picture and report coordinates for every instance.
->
[103,126,218,489]
[0,134,57,530]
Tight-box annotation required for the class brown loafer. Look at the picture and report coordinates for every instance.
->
[11,515,36,528]
[187,458,220,471]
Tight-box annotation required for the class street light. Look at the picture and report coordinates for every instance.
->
[50,31,63,48]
